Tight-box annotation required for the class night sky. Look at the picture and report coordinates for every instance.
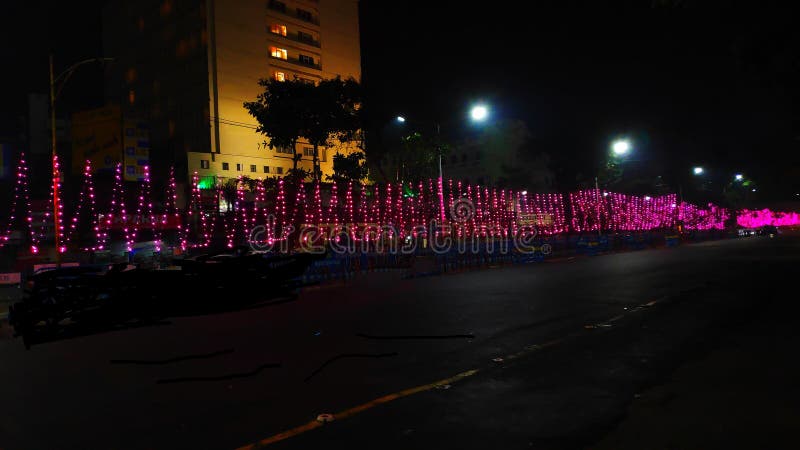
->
[2,1,798,201]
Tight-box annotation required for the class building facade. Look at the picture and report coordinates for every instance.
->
[103,0,361,186]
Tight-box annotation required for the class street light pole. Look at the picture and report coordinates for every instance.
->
[436,122,445,224]
[48,55,114,265]
[49,55,61,265]
[436,123,442,180]
[396,106,488,225]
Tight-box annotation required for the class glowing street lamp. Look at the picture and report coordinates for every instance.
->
[693,166,704,175]
[611,139,631,156]
[734,173,744,181]
[470,104,489,122]
[396,103,491,223]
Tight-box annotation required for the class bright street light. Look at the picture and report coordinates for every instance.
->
[693,166,704,175]
[396,115,406,123]
[735,173,744,181]
[470,104,489,122]
[611,139,631,156]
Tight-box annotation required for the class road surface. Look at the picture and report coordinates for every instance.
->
[0,235,797,449]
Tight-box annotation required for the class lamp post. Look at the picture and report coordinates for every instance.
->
[395,103,490,224]
[49,54,114,265]
[596,138,634,236]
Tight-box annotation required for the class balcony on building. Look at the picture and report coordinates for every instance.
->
[268,0,320,26]
[268,27,321,48]
[269,54,321,70]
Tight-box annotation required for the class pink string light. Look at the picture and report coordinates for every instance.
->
[4,174,780,253]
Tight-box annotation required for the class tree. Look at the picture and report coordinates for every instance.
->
[246,76,362,183]
[301,77,362,181]
[380,131,446,183]
[327,151,368,183]
[244,78,311,173]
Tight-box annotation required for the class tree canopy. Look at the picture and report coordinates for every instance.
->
[244,76,362,182]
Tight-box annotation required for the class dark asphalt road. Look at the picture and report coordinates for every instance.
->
[0,235,797,450]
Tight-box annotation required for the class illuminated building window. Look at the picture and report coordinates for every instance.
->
[222,162,229,170]
[276,146,293,154]
[269,24,287,36]
[250,164,257,173]
[263,166,270,173]
[270,47,288,60]
[303,147,314,157]
[200,160,209,169]
[298,54,314,66]
[236,163,242,171]
[276,167,284,174]
[128,89,136,104]
[274,71,286,81]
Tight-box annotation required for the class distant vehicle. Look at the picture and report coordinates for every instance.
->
[738,228,756,237]
[757,225,779,237]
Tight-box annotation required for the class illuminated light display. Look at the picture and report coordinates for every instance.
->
[3,171,784,253]
[737,209,800,228]
[0,153,39,253]
[311,181,323,225]
[292,179,307,228]
[67,160,102,251]
[188,171,213,248]
[276,179,287,233]
[166,166,184,251]
[384,183,393,227]
[357,182,368,225]
[128,165,154,251]
[328,181,339,225]
[42,155,67,252]
[396,182,405,236]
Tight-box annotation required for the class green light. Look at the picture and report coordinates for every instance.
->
[197,176,215,190]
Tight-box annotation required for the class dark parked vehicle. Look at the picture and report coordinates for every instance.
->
[8,249,322,347]
[757,225,779,237]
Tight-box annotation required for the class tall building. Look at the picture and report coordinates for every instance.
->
[103,0,361,186]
